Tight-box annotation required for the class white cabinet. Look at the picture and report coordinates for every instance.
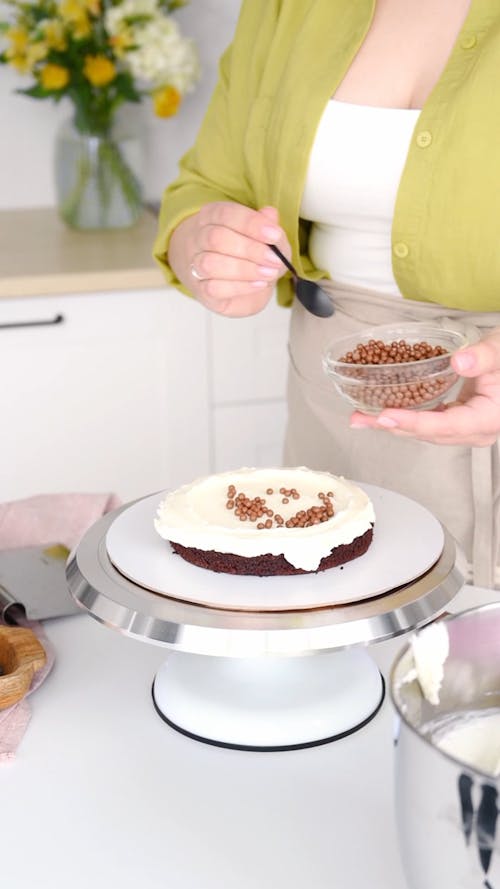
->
[208,297,290,471]
[0,289,211,502]
[0,287,291,503]
[212,401,289,471]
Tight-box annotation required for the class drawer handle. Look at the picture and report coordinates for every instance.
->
[0,313,65,330]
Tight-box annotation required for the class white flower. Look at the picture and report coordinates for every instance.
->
[105,4,200,93]
[126,18,199,91]
[105,0,157,34]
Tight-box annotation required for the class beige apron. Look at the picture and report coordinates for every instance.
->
[284,280,500,588]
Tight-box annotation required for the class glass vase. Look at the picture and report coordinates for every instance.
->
[54,117,143,230]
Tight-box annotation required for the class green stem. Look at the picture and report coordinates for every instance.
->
[59,133,142,229]
[98,139,142,216]
[59,148,93,227]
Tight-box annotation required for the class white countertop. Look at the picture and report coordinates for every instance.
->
[1,584,497,889]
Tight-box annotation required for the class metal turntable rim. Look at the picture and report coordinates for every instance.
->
[66,503,464,657]
[104,484,445,613]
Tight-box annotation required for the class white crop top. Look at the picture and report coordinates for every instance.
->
[299,100,420,296]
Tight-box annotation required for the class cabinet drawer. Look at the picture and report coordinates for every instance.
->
[0,288,211,501]
[0,290,163,337]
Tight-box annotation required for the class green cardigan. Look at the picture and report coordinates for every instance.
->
[154,0,500,311]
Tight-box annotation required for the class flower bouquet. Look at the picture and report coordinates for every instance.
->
[0,0,200,228]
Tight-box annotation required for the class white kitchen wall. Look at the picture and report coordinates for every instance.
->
[0,0,241,209]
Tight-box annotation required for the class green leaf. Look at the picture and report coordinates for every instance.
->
[113,72,141,102]
[18,83,54,98]
[122,14,151,25]
[158,0,188,10]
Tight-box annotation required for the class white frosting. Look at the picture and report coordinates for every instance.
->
[401,622,450,705]
[434,711,500,777]
[154,467,375,571]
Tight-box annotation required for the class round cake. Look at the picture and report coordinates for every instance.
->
[154,467,375,576]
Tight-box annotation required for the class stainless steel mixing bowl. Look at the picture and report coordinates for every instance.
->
[390,603,500,889]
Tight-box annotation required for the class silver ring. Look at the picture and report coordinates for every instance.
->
[190,261,205,281]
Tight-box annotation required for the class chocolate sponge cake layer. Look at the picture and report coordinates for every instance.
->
[169,526,373,577]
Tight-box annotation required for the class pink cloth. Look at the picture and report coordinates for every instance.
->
[0,492,121,761]
[0,619,56,762]
[0,492,121,552]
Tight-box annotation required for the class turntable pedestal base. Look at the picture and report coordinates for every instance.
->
[152,647,385,751]
[66,499,463,753]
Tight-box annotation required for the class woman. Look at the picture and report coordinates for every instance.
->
[153,0,500,587]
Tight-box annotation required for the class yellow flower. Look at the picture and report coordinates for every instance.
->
[40,63,70,90]
[153,85,182,118]
[59,0,83,20]
[6,27,29,53]
[42,20,67,52]
[6,53,30,74]
[82,0,101,16]
[108,29,133,58]
[83,54,116,87]
[59,0,91,39]
[6,36,48,74]
[26,41,49,65]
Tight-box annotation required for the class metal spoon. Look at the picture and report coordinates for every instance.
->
[268,244,334,318]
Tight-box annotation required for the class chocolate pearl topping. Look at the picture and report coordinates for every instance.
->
[225,484,335,528]
[336,338,454,410]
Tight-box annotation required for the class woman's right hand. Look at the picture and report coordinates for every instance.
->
[167,202,292,317]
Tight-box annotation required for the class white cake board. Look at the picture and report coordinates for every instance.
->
[106,484,444,612]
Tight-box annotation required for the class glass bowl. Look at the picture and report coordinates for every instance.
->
[322,323,469,414]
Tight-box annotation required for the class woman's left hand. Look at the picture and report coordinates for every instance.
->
[349,328,500,446]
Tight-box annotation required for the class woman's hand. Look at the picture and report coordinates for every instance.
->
[168,202,291,317]
[349,328,500,447]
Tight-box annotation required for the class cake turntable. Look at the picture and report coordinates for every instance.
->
[66,484,464,751]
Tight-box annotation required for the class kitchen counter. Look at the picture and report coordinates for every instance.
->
[0,583,497,889]
[0,207,164,298]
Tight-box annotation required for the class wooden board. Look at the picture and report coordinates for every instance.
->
[0,626,47,710]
